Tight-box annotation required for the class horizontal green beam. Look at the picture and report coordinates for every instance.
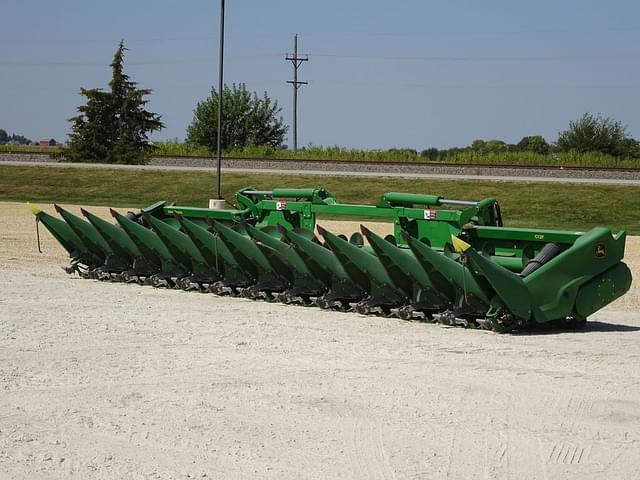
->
[473,226,582,244]
[164,206,245,220]
[258,200,465,222]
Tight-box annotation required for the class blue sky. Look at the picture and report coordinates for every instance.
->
[1,0,639,149]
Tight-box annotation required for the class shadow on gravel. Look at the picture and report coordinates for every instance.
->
[583,321,640,333]
[513,320,640,336]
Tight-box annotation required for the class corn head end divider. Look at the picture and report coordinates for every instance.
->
[30,186,632,332]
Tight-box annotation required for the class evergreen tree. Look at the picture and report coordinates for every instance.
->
[67,41,163,164]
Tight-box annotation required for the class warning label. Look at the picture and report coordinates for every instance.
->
[423,209,437,220]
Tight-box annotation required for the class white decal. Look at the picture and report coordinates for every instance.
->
[423,209,437,220]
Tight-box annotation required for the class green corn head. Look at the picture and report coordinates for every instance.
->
[29,186,632,332]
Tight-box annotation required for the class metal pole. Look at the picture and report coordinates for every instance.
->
[292,34,298,152]
[215,0,225,199]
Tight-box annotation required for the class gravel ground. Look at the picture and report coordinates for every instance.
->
[1,202,639,479]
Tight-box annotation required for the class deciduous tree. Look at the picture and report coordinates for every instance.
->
[557,113,635,158]
[186,83,287,151]
[517,135,551,154]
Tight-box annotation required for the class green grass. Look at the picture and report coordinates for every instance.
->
[0,144,64,154]
[153,142,640,168]
[152,141,211,157]
[1,165,639,234]
[4,142,639,168]
[221,145,638,168]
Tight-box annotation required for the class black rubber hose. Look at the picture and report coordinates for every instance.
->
[519,243,562,277]
[494,202,504,227]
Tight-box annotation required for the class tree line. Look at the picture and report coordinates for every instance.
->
[0,129,32,145]
[16,41,638,165]
[420,115,640,162]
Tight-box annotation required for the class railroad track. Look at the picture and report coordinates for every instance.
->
[156,155,640,184]
[2,152,640,184]
[195,155,640,173]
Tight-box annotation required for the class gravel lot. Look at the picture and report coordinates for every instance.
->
[1,202,639,479]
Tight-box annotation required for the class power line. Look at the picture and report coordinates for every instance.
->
[1,51,635,68]
[8,26,640,46]
[308,52,640,62]
[0,54,283,68]
[285,34,308,152]
[316,79,640,90]
[298,26,640,38]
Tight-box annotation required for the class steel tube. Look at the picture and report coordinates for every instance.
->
[440,199,478,206]
[242,190,273,196]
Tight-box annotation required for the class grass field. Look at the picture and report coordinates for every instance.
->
[1,164,639,234]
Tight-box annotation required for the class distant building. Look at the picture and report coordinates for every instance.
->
[38,139,57,147]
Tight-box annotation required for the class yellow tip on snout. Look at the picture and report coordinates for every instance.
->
[27,202,42,216]
[451,235,471,253]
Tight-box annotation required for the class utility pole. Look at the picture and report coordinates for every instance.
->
[286,34,308,152]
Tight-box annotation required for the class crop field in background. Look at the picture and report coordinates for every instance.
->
[1,164,639,234]
[145,142,640,168]
[0,145,65,154]
[2,143,639,169]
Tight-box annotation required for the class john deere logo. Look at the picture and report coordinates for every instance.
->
[534,234,545,240]
[595,243,606,258]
